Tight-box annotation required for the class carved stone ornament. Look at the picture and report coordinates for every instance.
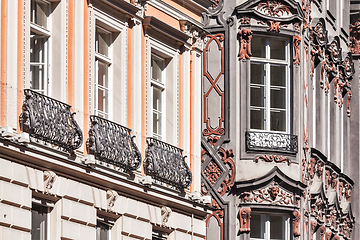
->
[326,208,338,230]
[238,29,252,60]
[179,20,207,49]
[293,210,301,237]
[254,155,291,165]
[161,206,172,227]
[241,182,294,205]
[310,219,318,240]
[204,161,223,184]
[44,170,57,194]
[350,19,360,55]
[106,190,119,212]
[239,207,251,233]
[217,148,235,196]
[311,196,324,222]
[257,1,290,17]
[293,35,301,65]
[240,16,250,24]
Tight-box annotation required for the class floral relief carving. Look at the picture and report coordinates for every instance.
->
[293,210,301,237]
[240,16,250,24]
[293,35,301,65]
[238,29,252,60]
[257,1,290,17]
[326,208,338,230]
[239,207,251,233]
[218,148,235,196]
[254,155,291,165]
[242,183,294,205]
[311,197,324,222]
[204,161,223,184]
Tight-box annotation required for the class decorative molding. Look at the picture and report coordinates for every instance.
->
[257,1,290,17]
[239,16,250,24]
[310,219,318,240]
[43,171,57,194]
[238,29,252,60]
[204,161,223,184]
[203,34,225,136]
[254,155,291,165]
[106,190,118,212]
[218,148,235,196]
[179,19,208,49]
[161,206,172,227]
[293,35,301,65]
[239,207,251,233]
[293,210,301,237]
[246,131,298,153]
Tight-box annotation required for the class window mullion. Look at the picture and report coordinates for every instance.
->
[265,39,271,131]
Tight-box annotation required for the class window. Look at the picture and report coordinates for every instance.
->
[30,0,50,95]
[250,213,290,240]
[31,201,52,240]
[250,36,290,132]
[96,216,114,240]
[151,54,165,140]
[95,26,112,119]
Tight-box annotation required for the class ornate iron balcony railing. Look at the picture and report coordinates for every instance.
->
[246,131,298,153]
[144,137,192,189]
[19,89,83,151]
[86,115,141,171]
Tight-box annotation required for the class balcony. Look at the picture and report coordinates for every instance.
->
[86,115,141,171]
[19,89,83,152]
[246,131,298,154]
[144,137,192,189]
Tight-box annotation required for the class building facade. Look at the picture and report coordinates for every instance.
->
[201,0,360,240]
[0,0,211,239]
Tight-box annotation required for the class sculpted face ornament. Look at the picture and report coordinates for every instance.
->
[268,183,280,200]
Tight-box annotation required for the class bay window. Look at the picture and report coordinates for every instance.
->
[250,37,290,133]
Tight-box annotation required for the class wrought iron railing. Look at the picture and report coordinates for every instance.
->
[144,137,192,189]
[246,131,298,153]
[86,115,141,171]
[19,89,83,151]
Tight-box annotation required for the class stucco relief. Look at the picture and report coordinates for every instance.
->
[257,1,290,17]
[254,154,291,165]
[293,210,301,237]
[293,35,301,65]
[350,19,360,54]
[239,207,251,233]
[238,29,252,60]
[106,190,118,212]
[161,206,172,227]
[44,170,57,194]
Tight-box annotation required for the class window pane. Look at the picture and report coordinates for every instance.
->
[270,110,286,131]
[151,57,164,82]
[98,89,108,113]
[98,62,108,88]
[251,109,265,130]
[250,214,264,239]
[153,112,162,136]
[270,215,283,240]
[153,88,162,111]
[270,65,286,87]
[32,205,48,240]
[270,88,286,109]
[251,86,265,107]
[270,39,286,60]
[96,29,110,57]
[30,35,46,63]
[251,63,266,85]
[31,0,48,28]
[251,37,266,58]
[96,222,109,240]
[30,65,45,92]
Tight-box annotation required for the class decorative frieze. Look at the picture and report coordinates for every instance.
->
[257,1,290,17]
[246,131,298,153]
[254,155,291,165]
[240,183,294,205]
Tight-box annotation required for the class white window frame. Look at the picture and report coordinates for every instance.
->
[30,0,51,96]
[151,53,166,140]
[250,212,290,240]
[31,198,54,240]
[94,26,113,120]
[250,36,291,133]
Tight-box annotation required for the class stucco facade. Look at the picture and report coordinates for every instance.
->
[201,0,360,240]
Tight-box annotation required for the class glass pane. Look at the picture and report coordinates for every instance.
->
[250,214,264,239]
[30,35,45,63]
[251,37,266,58]
[270,215,283,240]
[270,65,286,87]
[96,28,110,56]
[98,62,108,88]
[251,86,265,107]
[97,89,108,113]
[270,110,286,131]
[151,57,164,82]
[270,39,286,60]
[31,205,48,240]
[251,63,265,85]
[30,65,45,92]
[31,0,48,28]
[153,112,162,136]
[270,88,286,109]
[153,87,162,111]
[96,222,109,240]
[251,109,265,130]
